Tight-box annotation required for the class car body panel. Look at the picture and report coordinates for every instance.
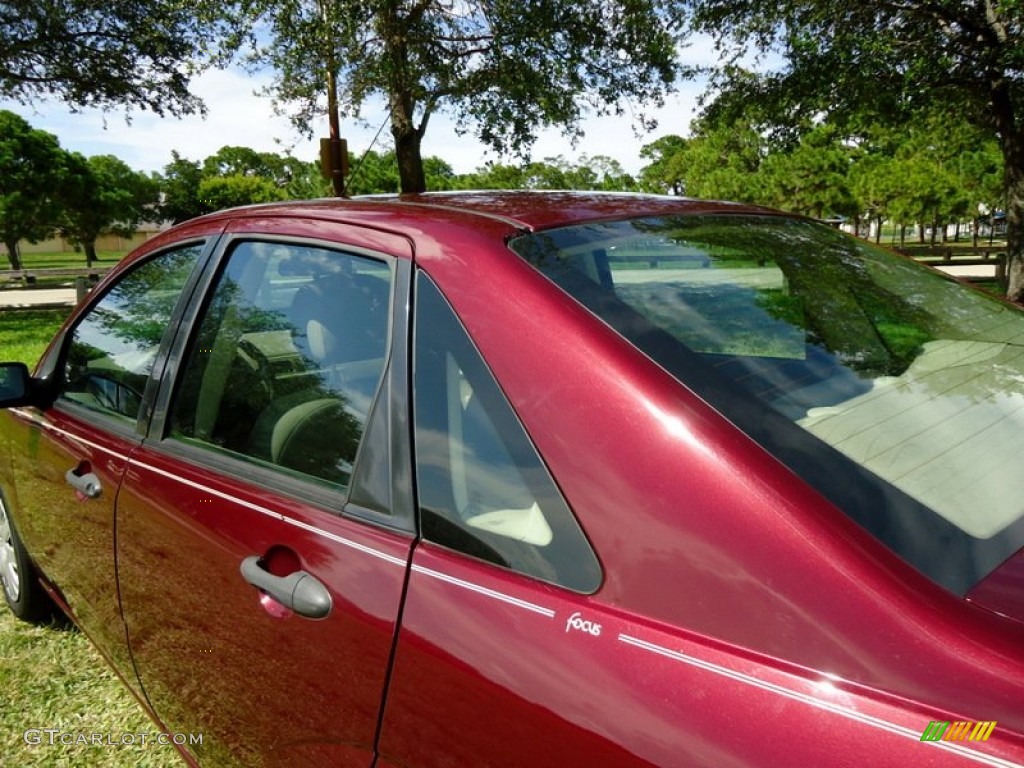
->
[116,445,412,766]
[377,220,1024,765]
[1,193,1023,766]
[3,405,136,673]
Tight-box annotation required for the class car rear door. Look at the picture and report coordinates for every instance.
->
[116,225,416,766]
[377,271,635,766]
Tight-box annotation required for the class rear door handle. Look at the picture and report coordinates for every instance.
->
[240,556,332,619]
[64,469,101,498]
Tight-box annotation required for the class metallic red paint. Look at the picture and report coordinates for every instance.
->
[0,193,1021,767]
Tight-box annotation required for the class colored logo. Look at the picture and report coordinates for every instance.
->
[920,721,997,742]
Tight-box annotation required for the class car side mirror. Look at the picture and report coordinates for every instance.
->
[0,362,36,407]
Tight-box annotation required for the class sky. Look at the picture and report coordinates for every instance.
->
[0,39,724,179]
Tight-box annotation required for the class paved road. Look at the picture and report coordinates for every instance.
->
[0,287,78,308]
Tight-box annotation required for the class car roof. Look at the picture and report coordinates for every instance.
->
[189,190,787,234]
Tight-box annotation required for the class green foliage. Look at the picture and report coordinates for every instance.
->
[0,0,231,117]
[759,124,857,219]
[0,111,68,269]
[228,0,683,191]
[346,150,401,195]
[453,155,638,191]
[197,175,289,211]
[639,117,767,202]
[202,146,310,189]
[638,135,688,194]
[157,152,207,224]
[639,108,1006,238]
[681,0,1024,299]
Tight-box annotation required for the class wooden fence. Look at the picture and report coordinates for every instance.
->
[896,246,1007,283]
[0,266,114,302]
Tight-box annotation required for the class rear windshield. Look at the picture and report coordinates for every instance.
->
[510,214,1024,595]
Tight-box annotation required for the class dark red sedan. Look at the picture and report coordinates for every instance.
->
[1,192,1024,766]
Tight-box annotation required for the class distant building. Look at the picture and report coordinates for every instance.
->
[19,221,169,255]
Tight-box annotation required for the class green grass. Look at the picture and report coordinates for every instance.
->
[0,310,69,366]
[0,612,181,766]
[9,251,126,270]
[0,308,181,767]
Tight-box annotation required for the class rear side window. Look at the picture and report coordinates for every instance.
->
[413,272,601,593]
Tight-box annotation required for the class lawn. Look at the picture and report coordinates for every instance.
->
[6,250,126,271]
[0,308,181,767]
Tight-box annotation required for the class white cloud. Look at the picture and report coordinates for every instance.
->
[1,54,714,178]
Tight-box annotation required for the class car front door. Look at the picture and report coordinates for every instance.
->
[3,243,206,678]
[116,232,415,765]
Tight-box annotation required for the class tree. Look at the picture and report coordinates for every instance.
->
[202,146,310,189]
[639,116,767,202]
[0,0,229,115]
[197,175,289,211]
[229,0,682,193]
[345,149,456,193]
[639,135,689,195]
[345,150,401,195]
[158,153,208,224]
[60,154,160,266]
[0,111,67,269]
[683,0,1024,300]
[759,124,858,220]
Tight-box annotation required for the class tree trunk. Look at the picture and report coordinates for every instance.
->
[4,239,21,270]
[84,240,97,267]
[988,77,1024,302]
[1006,171,1024,302]
[393,122,426,194]
[1001,130,1024,301]
[381,0,427,194]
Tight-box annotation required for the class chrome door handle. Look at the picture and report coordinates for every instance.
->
[64,469,101,498]
[239,556,332,619]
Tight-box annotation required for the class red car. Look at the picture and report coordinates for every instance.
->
[1,192,1023,767]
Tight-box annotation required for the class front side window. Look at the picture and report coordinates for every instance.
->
[62,245,202,420]
[169,241,393,494]
[512,215,1024,594]
[413,272,602,593]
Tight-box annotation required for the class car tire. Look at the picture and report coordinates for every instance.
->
[0,493,57,623]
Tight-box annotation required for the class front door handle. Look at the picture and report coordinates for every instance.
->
[240,556,332,619]
[64,469,101,498]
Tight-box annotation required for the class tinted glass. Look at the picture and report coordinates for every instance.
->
[62,246,202,420]
[413,272,602,593]
[512,215,1024,594]
[170,241,392,493]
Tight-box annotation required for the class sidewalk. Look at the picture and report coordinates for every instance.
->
[0,287,78,309]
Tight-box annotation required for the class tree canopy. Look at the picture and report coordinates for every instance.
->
[681,0,1024,299]
[0,0,229,116]
[228,0,683,192]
